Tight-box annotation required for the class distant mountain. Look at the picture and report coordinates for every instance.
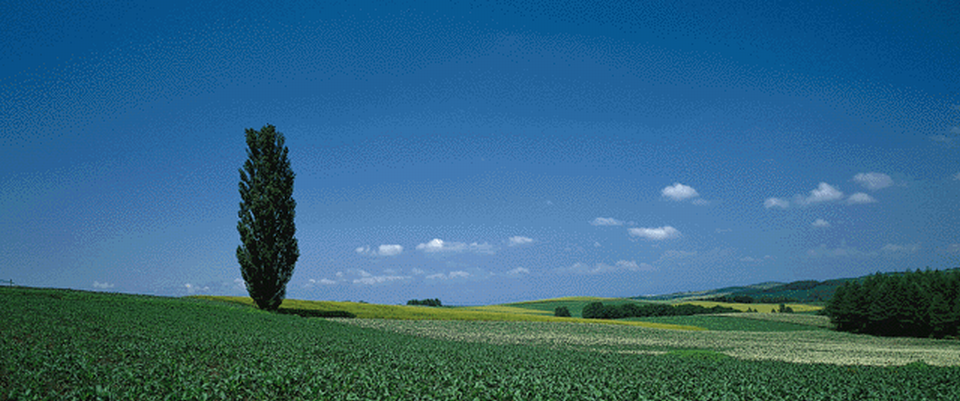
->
[634,267,960,304]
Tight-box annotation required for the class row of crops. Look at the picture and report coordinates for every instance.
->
[3,287,960,400]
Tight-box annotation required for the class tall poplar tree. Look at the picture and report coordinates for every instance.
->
[237,124,299,311]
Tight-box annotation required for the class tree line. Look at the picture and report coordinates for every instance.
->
[407,298,443,307]
[705,294,798,304]
[824,268,960,338]
[581,302,739,319]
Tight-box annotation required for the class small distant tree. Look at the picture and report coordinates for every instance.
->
[555,306,571,317]
[236,124,299,312]
[777,303,794,313]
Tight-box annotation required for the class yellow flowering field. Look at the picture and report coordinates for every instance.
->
[675,300,824,313]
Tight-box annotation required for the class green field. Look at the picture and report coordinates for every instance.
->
[4,287,960,400]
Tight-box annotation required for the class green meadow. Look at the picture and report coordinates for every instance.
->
[3,286,960,400]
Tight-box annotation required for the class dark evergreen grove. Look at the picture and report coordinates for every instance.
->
[581,302,739,319]
[237,124,299,311]
[407,298,443,307]
[824,268,960,338]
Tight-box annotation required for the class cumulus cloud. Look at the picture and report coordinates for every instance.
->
[416,238,494,254]
[802,182,844,204]
[183,283,210,294]
[506,267,530,275]
[881,243,920,254]
[847,193,877,204]
[356,244,404,256]
[661,183,700,201]
[812,219,830,228]
[590,217,623,226]
[508,236,534,246]
[353,275,411,285]
[304,278,340,288]
[377,244,403,256]
[425,271,471,280]
[92,281,114,289]
[853,172,893,190]
[628,226,681,240]
[557,260,654,275]
[764,197,790,209]
[411,268,425,275]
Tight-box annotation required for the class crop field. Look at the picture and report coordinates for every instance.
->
[191,295,700,330]
[502,297,644,317]
[673,300,824,313]
[622,314,826,332]
[4,287,960,400]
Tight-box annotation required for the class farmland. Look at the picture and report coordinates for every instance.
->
[4,287,960,400]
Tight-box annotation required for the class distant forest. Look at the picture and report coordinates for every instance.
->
[582,302,739,319]
[824,269,960,338]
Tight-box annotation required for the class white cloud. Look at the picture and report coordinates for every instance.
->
[881,243,920,254]
[847,192,877,204]
[377,244,403,256]
[764,197,790,209]
[411,268,425,275]
[557,260,654,275]
[661,183,700,201]
[812,219,830,228]
[953,172,960,181]
[590,217,623,226]
[416,238,494,254]
[319,278,337,285]
[92,281,114,289]
[183,283,210,294]
[628,226,680,240]
[506,267,530,275]
[353,275,411,285]
[305,278,339,288]
[425,271,472,280]
[594,241,602,247]
[692,198,710,206]
[356,244,403,256]
[508,236,534,246]
[803,182,844,204]
[741,255,774,263]
[930,134,954,144]
[853,172,893,190]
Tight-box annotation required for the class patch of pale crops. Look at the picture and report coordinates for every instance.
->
[338,318,960,367]
[716,312,835,328]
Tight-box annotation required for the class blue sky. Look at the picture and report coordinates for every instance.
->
[2,0,958,305]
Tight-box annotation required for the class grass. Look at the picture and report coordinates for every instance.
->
[4,286,960,400]
[190,295,704,331]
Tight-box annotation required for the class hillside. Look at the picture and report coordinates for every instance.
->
[633,269,960,304]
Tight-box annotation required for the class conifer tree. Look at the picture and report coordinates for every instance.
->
[236,124,299,311]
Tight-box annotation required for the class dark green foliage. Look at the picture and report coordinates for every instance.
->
[825,268,960,338]
[277,308,356,318]
[582,302,739,319]
[776,304,794,313]
[707,294,799,304]
[407,298,442,307]
[236,124,299,312]
[554,306,571,317]
[581,301,606,319]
